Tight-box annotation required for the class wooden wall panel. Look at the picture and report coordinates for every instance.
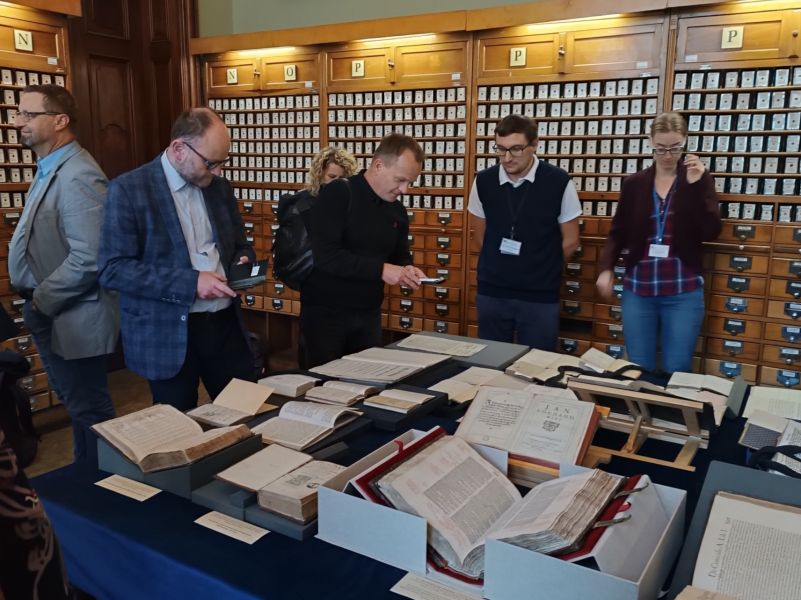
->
[84,0,129,40]
[87,56,135,179]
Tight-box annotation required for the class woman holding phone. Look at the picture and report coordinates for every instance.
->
[596,112,721,373]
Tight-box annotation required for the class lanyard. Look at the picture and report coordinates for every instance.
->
[504,181,529,239]
[652,179,677,244]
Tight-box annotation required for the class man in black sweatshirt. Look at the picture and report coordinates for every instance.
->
[300,134,427,367]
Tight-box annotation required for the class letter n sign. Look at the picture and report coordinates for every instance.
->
[509,47,527,67]
[721,26,744,49]
[13,30,33,52]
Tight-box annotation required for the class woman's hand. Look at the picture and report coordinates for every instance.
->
[684,153,705,184]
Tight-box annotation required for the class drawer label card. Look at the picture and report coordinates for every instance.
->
[719,361,741,378]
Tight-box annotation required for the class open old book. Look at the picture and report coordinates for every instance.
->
[505,348,581,383]
[579,347,642,378]
[375,435,623,579]
[92,404,252,473]
[310,347,449,384]
[250,401,361,451]
[304,380,379,406]
[186,378,277,427]
[363,388,436,414]
[693,491,801,600]
[429,366,529,404]
[455,386,598,470]
[395,333,487,357]
[258,460,346,522]
[258,373,319,398]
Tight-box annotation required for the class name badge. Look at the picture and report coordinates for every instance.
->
[500,238,522,256]
[648,244,669,258]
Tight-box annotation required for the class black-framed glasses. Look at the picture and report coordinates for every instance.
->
[15,110,60,123]
[183,141,230,170]
[652,145,684,156]
[492,143,532,157]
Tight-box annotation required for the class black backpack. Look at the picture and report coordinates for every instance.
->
[272,189,316,290]
[272,181,352,291]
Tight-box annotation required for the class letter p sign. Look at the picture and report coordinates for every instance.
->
[721,26,744,49]
[509,47,527,67]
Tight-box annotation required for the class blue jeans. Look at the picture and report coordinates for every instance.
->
[23,302,115,463]
[477,294,559,350]
[621,287,704,373]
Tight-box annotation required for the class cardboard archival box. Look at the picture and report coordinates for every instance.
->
[317,434,685,599]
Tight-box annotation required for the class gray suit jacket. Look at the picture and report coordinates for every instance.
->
[17,142,119,359]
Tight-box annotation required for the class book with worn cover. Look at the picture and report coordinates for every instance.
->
[250,401,361,451]
[187,378,277,427]
[258,460,346,522]
[91,404,252,473]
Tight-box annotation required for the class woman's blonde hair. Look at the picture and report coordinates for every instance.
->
[305,146,358,196]
[649,112,688,138]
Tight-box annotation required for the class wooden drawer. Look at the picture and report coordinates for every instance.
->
[770,257,801,279]
[468,254,479,271]
[245,235,269,252]
[423,251,462,269]
[242,221,265,237]
[0,278,11,295]
[705,315,763,340]
[392,284,424,300]
[762,344,801,368]
[467,305,478,323]
[423,319,460,335]
[711,253,769,274]
[264,282,299,300]
[264,297,300,315]
[760,367,801,390]
[593,321,625,342]
[572,243,599,264]
[19,372,48,394]
[598,220,612,236]
[767,300,801,322]
[0,259,7,277]
[423,285,461,304]
[561,279,595,300]
[592,303,623,322]
[407,233,426,251]
[389,297,425,317]
[238,200,263,217]
[29,390,50,412]
[706,336,760,361]
[24,354,43,373]
[709,273,767,296]
[423,302,457,320]
[713,222,772,245]
[424,234,462,251]
[773,225,801,251]
[389,314,423,332]
[704,358,758,384]
[764,322,801,345]
[577,217,601,236]
[0,210,21,239]
[0,335,35,355]
[564,262,597,281]
[242,294,264,310]
[0,296,25,316]
[424,210,463,230]
[558,337,592,355]
[467,324,479,338]
[768,278,801,301]
[561,299,594,319]
[707,294,765,318]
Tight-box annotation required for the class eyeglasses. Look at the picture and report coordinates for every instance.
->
[183,141,230,170]
[15,110,60,123]
[652,146,684,156]
[492,144,532,157]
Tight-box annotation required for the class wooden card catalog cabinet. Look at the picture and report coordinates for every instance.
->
[564,21,665,75]
[206,57,260,96]
[326,46,392,89]
[675,9,801,66]
[260,51,321,92]
[476,32,559,81]
[0,15,66,72]
[393,38,468,87]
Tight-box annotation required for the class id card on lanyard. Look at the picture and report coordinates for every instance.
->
[499,182,527,256]
[649,180,677,258]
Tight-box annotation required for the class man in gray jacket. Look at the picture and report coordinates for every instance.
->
[8,85,118,462]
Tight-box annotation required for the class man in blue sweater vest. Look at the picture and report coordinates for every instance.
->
[468,115,581,350]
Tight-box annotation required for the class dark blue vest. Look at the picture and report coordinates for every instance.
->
[476,161,569,302]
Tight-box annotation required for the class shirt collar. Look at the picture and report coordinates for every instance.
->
[36,140,77,177]
[160,151,191,194]
[499,155,539,187]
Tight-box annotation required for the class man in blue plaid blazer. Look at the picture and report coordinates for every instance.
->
[99,108,255,410]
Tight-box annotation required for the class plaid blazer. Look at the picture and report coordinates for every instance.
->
[98,156,253,380]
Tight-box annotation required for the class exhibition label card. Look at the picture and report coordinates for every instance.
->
[194,511,269,544]
[94,475,161,502]
[390,573,482,600]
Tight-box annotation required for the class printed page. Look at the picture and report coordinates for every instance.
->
[390,573,482,600]
[251,417,328,451]
[452,367,506,386]
[92,404,203,464]
[381,388,435,404]
[322,380,377,396]
[693,492,801,599]
[279,400,359,428]
[187,403,250,427]
[701,375,734,397]
[257,374,319,398]
[668,372,705,390]
[305,386,361,405]
[743,386,801,419]
[311,358,419,383]
[216,444,311,492]
[396,334,486,357]
[259,460,345,500]
[580,347,617,372]
[429,379,478,404]
[772,420,801,475]
[345,347,449,368]
[676,586,737,600]
[455,387,529,450]
[515,348,567,368]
